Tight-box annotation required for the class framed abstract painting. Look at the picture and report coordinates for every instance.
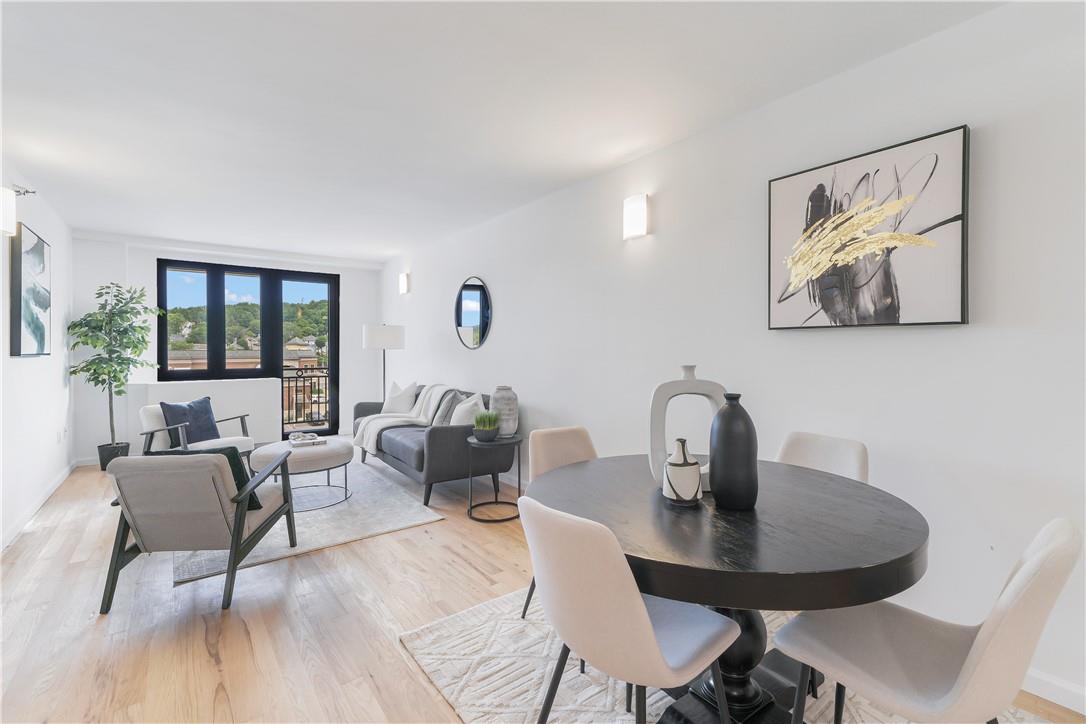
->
[9,223,52,356]
[768,126,968,329]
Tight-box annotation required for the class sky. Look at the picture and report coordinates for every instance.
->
[166,270,328,308]
[460,290,481,326]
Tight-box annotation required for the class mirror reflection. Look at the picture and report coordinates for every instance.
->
[455,276,491,349]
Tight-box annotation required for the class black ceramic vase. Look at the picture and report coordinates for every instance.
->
[708,392,758,510]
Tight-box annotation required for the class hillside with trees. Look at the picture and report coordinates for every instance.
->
[167,299,329,354]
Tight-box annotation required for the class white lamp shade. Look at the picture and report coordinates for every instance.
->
[1,188,16,237]
[623,193,649,240]
[363,324,405,350]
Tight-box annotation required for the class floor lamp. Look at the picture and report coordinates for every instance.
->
[362,324,405,401]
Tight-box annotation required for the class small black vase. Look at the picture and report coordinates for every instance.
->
[709,392,758,510]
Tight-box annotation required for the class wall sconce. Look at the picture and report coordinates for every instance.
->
[623,193,649,240]
[398,272,411,295]
[1,187,17,237]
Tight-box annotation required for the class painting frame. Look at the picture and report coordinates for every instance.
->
[9,222,52,356]
[767,125,969,330]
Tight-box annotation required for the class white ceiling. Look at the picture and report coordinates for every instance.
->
[2,2,993,261]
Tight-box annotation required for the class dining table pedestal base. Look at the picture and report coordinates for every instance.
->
[661,608,824,724]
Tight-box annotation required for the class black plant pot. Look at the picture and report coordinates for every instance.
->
[98,442,130,471]
[708,392,759,510]
[473,427,499,443]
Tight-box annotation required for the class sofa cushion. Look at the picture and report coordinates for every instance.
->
[379,426,427,471]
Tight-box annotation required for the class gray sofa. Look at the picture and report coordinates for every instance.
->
[353,386,515,506]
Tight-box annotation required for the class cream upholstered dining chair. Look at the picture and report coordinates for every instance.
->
[777,519,1081,724]
[519,497,738,724]
[521,425,598,619]
[138,404,256,463]
[100,450,297,613]
[776,431,869,698]
[776,431,869,484]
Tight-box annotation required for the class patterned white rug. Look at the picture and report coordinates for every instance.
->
[400,589,1047,724]
[173,460,443,584]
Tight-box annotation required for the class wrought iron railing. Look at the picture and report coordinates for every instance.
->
[282,366,330,434]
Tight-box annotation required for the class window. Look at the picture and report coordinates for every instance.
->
[157,259,340,437]
[165,268,208,370]
[225,272,261,369]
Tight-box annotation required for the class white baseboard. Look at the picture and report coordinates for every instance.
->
[2,461,77,549]
[1025,668,1085,714]
[72,456,100,468]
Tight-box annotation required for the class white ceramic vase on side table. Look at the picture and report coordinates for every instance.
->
[491,385,519,437]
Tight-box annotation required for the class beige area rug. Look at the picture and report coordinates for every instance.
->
[173,460,442,584]
[400,589,1048,724]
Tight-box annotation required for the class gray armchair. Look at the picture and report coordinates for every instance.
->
[100,450,297,613]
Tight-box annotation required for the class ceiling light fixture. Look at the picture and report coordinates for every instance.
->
[623,193,649,240]
[398,272,411,295]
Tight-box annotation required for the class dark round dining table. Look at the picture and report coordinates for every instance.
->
[526,454,929,724]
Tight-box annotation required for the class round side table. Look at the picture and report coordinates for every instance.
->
[466,434,523,523]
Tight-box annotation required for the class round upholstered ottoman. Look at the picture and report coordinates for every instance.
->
[250,438,355,511]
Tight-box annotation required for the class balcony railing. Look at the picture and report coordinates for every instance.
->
[282,366,330,434]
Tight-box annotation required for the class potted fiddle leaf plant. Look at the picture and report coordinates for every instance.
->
[68,283,163,470]
[473,410,500,443]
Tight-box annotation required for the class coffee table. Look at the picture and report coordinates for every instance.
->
[250,437,355,512]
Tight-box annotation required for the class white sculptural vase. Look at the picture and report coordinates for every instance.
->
[648,365,727,491]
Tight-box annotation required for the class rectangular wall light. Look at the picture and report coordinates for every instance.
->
[1,188,16,237]
[623,193,649,240]
[398,272,411,295]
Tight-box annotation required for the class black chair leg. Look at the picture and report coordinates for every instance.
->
[521,577,536,618]
[281,465,297,548]
[491,472,501,500]
[100,512,132,614]
[537,643,570,724]
[710,660,732,724]
[791,664,810,724]
[834,682,845,724]
[285,504,298,548]
[809,668,820,698]
[635,685,647,724]
[987,720,998,724]
[423,483,434,506]
[626,682,633,713]
[580,659,586,674]
[222,503,247,609]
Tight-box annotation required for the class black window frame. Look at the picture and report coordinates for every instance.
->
[156,258,340,436]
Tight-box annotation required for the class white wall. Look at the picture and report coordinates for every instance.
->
[70,233,383,464]
[1,164,76,548]
[379,4,1085,711]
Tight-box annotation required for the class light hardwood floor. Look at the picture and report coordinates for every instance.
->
[2,463,1081,723]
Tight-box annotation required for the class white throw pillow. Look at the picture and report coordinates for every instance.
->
[382,381,418,414]
[432,391,463,426]
[449,393,485,426]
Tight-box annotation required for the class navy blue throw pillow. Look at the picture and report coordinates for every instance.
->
[160,397,220,448]
[145,446,262,511]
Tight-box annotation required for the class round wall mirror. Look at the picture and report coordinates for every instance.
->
[454,276,492,349]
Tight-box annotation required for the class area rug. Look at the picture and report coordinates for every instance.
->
[400,589,1048,724]
[173,460,443,585]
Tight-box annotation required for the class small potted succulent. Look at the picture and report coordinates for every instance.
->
[473,410,500,442]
